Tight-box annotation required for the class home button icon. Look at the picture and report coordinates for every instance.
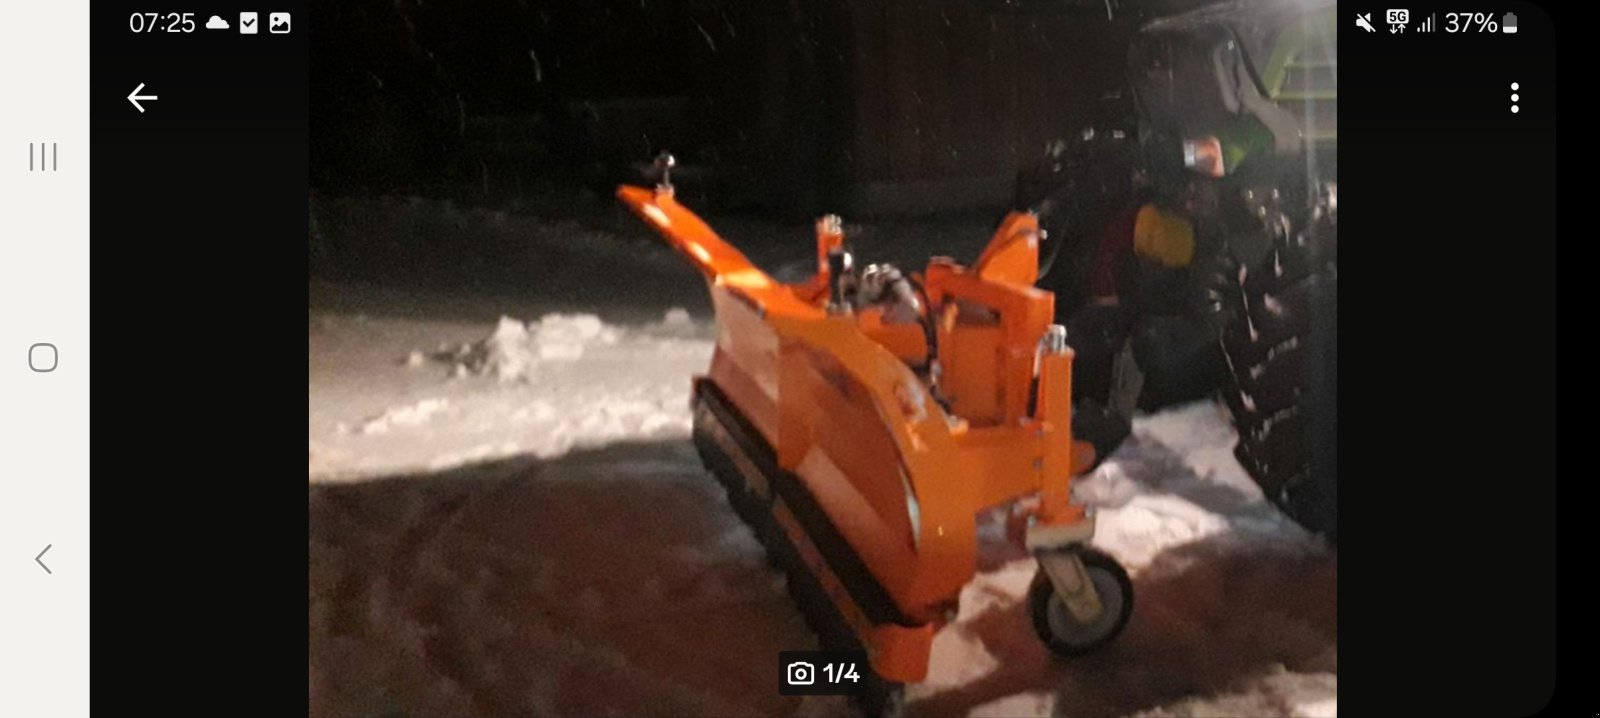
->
[29,343,58,373]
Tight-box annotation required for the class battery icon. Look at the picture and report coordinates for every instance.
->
[1503,12,1518,33]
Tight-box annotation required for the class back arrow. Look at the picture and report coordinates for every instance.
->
[128,83,158,113]
[36,544,52,574]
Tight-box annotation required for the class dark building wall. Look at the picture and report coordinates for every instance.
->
[829,0,1134,215]
[308,0,1139,217]
[310,0,764,201]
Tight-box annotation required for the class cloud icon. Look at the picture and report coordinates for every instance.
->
[205,15,229,30]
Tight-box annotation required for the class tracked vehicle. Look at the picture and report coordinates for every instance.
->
[620,158,1133,714]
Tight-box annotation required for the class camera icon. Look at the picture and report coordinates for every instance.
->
[786,661,815,685]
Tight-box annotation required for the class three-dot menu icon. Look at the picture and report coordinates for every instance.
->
[1511,82,1520,114]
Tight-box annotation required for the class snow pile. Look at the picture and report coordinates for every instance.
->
[347,398,451,436]
[310,303,713,481]
[527,313,619,360]
[438,316,535,382]
[643,307,706,339]
[437,314,622,383]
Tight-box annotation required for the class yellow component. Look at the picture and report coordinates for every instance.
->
[1133,203,1196,268]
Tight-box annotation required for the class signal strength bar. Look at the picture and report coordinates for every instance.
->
[1417,13,1436,32]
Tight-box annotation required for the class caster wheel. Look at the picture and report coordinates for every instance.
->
[1028,547,1134,657]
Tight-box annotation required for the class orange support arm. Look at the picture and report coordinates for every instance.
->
[617,184,818,318]
[617,185,768,285]
[972,211,1042,287]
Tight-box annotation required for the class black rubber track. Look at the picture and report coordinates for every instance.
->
[691,382,908,717]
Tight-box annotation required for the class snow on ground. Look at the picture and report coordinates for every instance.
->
[310,202,1334,718]
[310,440,818,718]
[310,307,712,481]
[904,402,1335,718]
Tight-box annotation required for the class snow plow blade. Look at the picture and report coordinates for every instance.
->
[618,174,1132,708]
[692,378,925,714]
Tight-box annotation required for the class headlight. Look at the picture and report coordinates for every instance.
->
[1182,136,1226,177]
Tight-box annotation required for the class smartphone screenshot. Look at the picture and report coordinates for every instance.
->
[7,0,1559,715]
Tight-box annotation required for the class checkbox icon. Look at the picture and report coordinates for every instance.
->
[240,12,258,34]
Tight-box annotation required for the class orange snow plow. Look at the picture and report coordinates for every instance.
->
[618,157,1132,711]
